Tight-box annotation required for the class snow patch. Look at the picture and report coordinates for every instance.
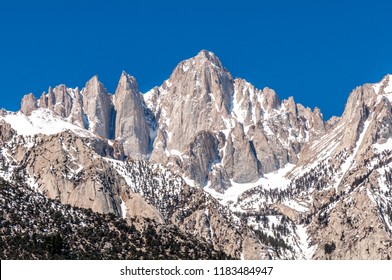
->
[182,63,190,72]
[183,177,197,187]
[1,109,93,137]
[204,163,295,206]
[384,74,392,93]
[120,199,127,219]
[259,163,295,190]
[373,138,392,152]
[296,224,316,259]
[283,200,309,212]
[232,90,247,124]
[169,149,183,158]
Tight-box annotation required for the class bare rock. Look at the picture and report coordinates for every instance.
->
[68,88,86,128]
[125,193,164,224]
[20,93,37,116]
[114,72,149,159]
[82,75,114,138]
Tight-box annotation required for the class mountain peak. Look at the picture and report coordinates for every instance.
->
[195,49,217,59]
[87,74,99,83]
[192,49,223,69]
[84,74,108,96]
[120,71,137,85]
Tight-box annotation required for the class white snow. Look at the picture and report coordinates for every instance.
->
[183,176,197,187]
[373,138,392,152]
[214,179,264,205]
[263,122,274,136]
[120,199,127,219]
[204,208,214,239]
[142,89,155,105]
[373,82,382,95]
[221,116,235,129]
[260,163,295,190]
[296,224,317,259]
[182,63,190,72]
[169,149,183,158]
[232,89,247,124]
[375,162,392,193]
[384,74,392,93]
[204,163,295,206]
[283,200,309,212]
[0,109,92,137]
[374,74,392,101]
[104,158,134,187]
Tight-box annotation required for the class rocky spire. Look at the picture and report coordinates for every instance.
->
[47,86,55,110]
[38,92,48,109]
[52,84,73,118]
[20,93,38,116]
[68,88,85,128]
[82,75,114,139]
[114,71,149,159]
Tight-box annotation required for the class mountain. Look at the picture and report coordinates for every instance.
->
[1,50,391,259]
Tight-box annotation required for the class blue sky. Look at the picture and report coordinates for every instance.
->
[0,0,391,120]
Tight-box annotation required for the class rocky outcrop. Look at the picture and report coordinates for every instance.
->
[20,93,37,116]
[81,76,114,138]
[68,88,86,128]
[124,193,164,224]
[182,130,222,186]
[222,123,260,183]
[53,85,73,117]
[22,132,125,214]
[114,72,149,159]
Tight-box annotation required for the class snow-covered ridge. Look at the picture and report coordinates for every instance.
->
[0,109,93,137]
[373,74,392,101]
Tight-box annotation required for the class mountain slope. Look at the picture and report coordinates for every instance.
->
[0,178,230,260]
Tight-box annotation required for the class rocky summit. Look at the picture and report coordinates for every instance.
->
[1,50,392,260]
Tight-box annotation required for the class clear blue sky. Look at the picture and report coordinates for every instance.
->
[1,0,391,120]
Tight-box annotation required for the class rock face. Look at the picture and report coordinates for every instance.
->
[114,72,149,159]
[68,89,86,128]
[20,93,37,116]
[222,123,260,183]
[125,193,164,224]
[181,130,222,186]
[82,76,114,139]
[24,132,126,214]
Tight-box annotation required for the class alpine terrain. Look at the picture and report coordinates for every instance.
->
[1,50,391,259]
